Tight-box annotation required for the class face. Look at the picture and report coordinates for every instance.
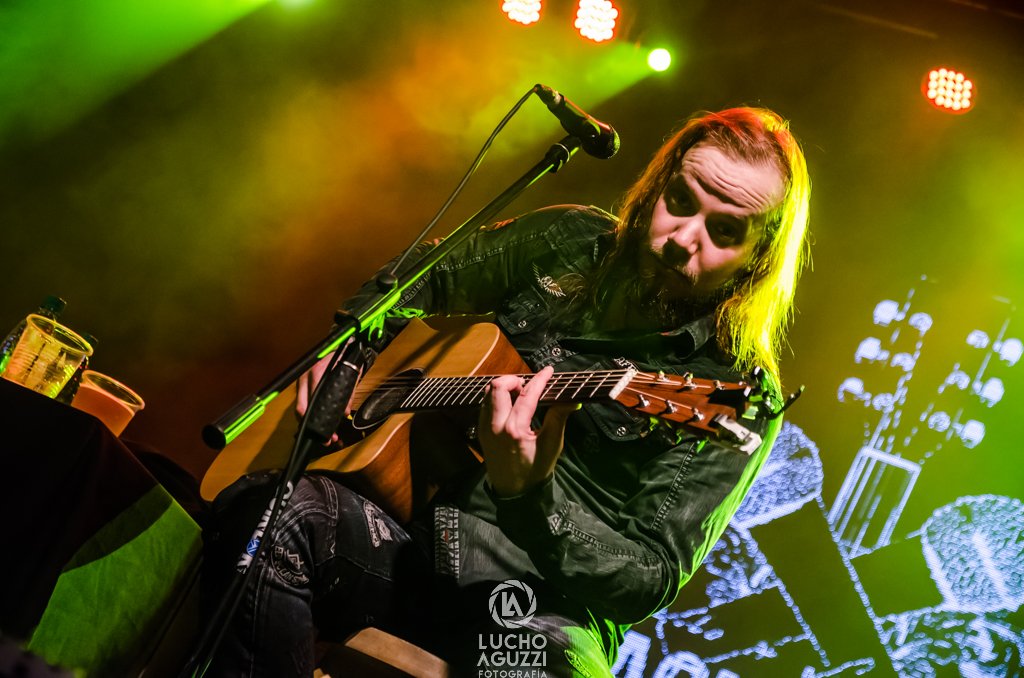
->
[641,142,784,301]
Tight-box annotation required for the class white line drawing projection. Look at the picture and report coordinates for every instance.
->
[612,281,1022,677]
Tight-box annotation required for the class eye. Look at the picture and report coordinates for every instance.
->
[708,219,745,246]
[663,177,695,216]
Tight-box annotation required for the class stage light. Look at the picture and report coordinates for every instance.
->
[647,48,672,72]
[923,67,974,114]
[502,0,542,25]
[575,0,618,43]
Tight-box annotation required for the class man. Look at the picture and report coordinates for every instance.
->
[206,106,811,676]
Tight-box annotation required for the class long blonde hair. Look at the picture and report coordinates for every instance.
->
[603,107,811,381]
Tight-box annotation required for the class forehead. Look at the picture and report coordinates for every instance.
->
[677,142,785,215]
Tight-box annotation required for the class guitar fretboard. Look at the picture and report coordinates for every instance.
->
[394,369,636,411]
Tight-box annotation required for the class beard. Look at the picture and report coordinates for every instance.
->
[628,246,738,328]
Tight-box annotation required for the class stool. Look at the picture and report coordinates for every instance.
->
[315,628,449,678]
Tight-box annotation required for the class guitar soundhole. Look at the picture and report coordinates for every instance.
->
[352,368,425,430]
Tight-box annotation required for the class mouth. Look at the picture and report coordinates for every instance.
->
[648,250,695,287]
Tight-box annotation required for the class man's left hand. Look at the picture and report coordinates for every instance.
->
[478,365,579,497]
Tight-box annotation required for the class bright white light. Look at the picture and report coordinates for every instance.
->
[575,0,618,42]
[648,48,672,72]
[923,67,974,114]
[502,0,542,25]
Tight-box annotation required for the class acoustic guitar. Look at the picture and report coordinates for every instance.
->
[200,318,766,522]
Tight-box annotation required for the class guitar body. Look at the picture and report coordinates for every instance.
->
[200,318,529,522]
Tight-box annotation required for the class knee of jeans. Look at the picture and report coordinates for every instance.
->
[206,474,337,570]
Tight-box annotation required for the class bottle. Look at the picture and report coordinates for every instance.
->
[0,295,67,376]
[55,332,97,404]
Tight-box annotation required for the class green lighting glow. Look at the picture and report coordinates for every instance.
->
[647,48,672,72]
[0,0,269,148]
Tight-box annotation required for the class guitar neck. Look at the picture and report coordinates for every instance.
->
[397,369,636,412]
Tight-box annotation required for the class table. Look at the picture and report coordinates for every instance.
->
[0,377,202,676]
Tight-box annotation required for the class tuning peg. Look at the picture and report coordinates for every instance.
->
[769,385,805,419]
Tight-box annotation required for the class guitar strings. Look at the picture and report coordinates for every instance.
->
[346,370,728,397]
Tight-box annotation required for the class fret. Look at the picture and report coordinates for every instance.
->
[403,379,433,410]
[433,376,458,409]
[552,374,577,401]
[545,372,581,400]
[453,376,474,406]
[450,378,467,408]
[567,372,590,400]
[394,369,642,411]
[471,375,490,405]
[587,371,612,399]
[429,376,458,408]
[456,376,484,406]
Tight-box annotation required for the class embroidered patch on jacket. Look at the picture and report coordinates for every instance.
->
[271,545,310,586]
[533,264,566,297]
[433,504,460,579]
[363,501,393,547]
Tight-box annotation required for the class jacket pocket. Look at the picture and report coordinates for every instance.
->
[496,288,547,336]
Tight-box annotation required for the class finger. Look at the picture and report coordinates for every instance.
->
[296,371,309,418]
[536,403,577,456]
[483,376,521,435]
[526,403,577,489]
[296,353,333,418]
[509,366,553,433]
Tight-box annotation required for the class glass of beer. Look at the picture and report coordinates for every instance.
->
[71,370,145,436]
[2,314,93,397]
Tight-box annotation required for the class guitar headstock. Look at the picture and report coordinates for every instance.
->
[612,369,767,454]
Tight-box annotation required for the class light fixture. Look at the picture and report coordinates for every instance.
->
[575,0,618,43]
[647,48,672,72]
[502,0,542,26]
[923,67,974,114]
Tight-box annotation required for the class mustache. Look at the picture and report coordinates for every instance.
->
[659,240,692,268]
[651,242,697,287]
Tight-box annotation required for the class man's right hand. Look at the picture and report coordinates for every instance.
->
[295,352,346,446]
[295,353,334,419]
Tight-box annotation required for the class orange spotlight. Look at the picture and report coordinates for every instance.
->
[923,67,974,114]
[502,0,542,25]
[574,0,618,42]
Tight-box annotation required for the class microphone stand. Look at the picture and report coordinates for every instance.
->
[182,134,583,677]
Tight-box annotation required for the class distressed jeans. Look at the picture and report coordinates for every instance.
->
[203,473,612,678]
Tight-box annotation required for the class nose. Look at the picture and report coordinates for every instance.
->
[668,217,702,255]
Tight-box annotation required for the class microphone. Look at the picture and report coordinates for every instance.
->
[534,84,620,159]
